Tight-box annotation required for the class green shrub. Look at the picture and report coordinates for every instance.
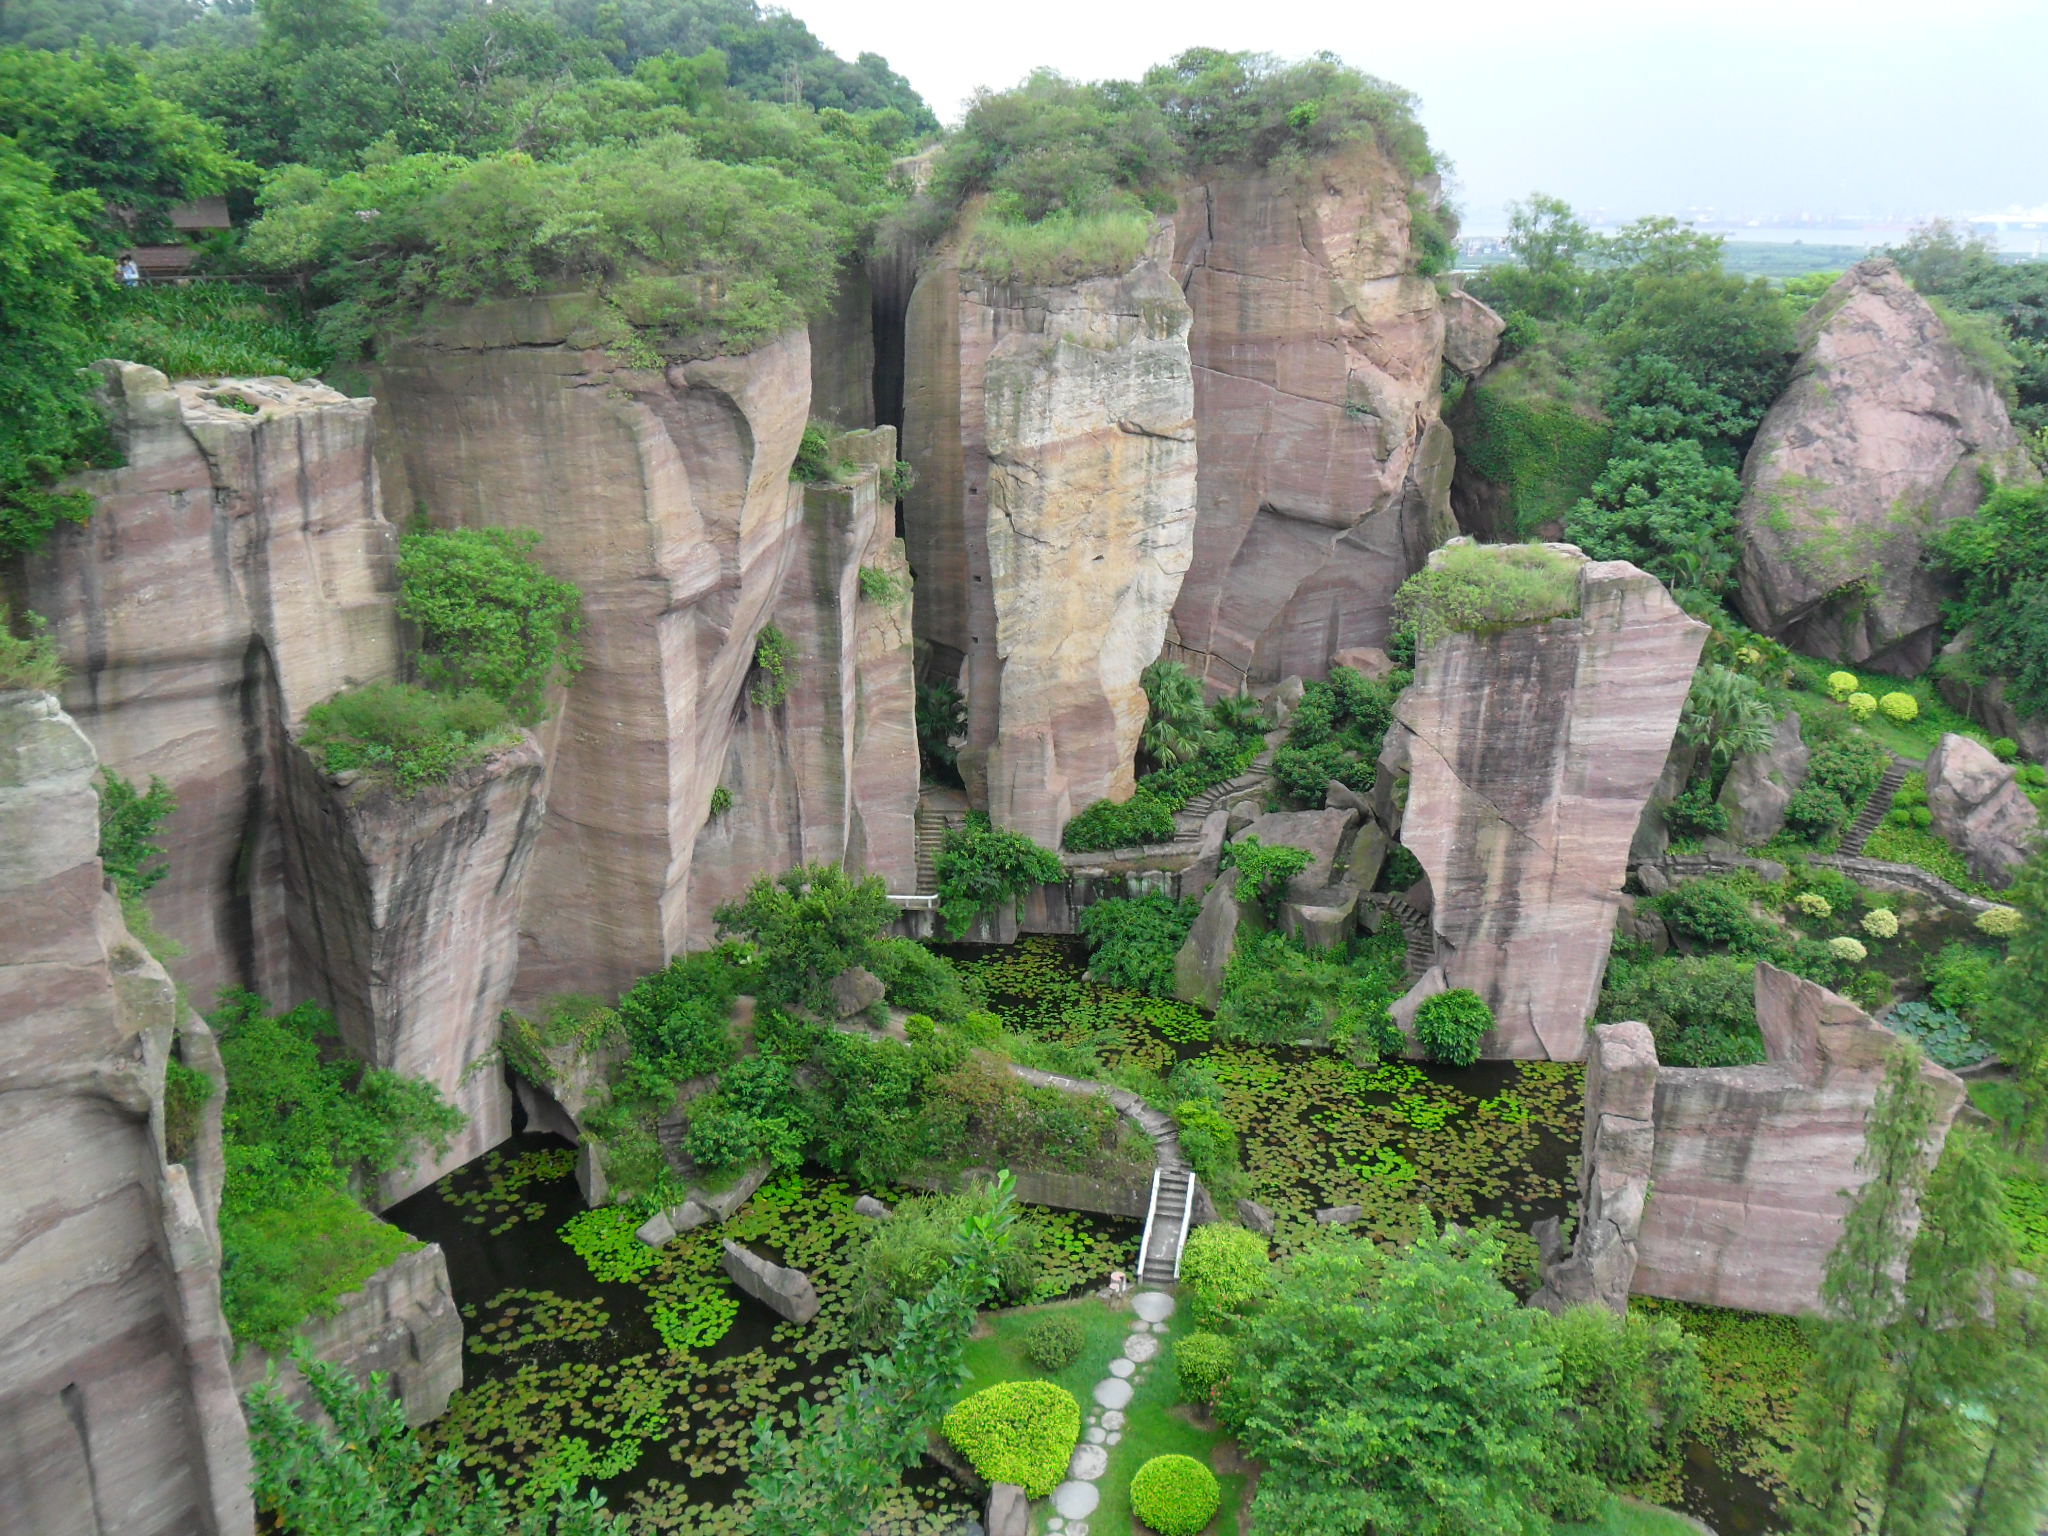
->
[941,1380,1081,1498]
[933,812,1065,939]
[300,680,516,795]
[1979,906,2023,938]
[1455,383,1613,537]
[867,937,976,1022]
[749,623,795,709]
[94,282,332,379]
[1022,1311,1086,1371]
[790,424,841,483]
[1377,843,1424,892]
[1600,950,1763,1066]
[1270,665,1396,808]
[1179,1222,1272,1330]
[1173,1098,1242,1190]
[1391,540,1582,650]
[1783,779,1851,841]
[0,605,64,691]
[714,863,894,1013]
[1878,691,1919,722]
[857,564,905,605]
[709,784,733,816]
[1663,779,1730,838]
[1220,834,1313,915]
[1925,941,2002,1017]
[1992,737,2020,761]
[97,767,175,901]
[163,1052,214,1165]
[962,208,1153,284]
[1649,874,1775,953]
[1129,1454,1222,1536]
[1413,988,1493,1065]
[1544,1305,1702,1497]
[845,1189,1040,1343]
[397,527,582,723]
[1078,893,1200,997]
[614,948,743,1079]
[1173,1330,1237,1404]
[1063,791,1177,851]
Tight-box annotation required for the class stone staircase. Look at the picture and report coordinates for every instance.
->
[1138,1166,1198,1286]
[1840,758,1910,857]
[1382,895,1437,983]
[913,800,967,894]
[1167,746,1276,844]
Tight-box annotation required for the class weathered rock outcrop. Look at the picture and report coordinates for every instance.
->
[371,297,812,1002]
[1715,711,1810,847]
[230,1242,461,1427]
[1936,634,2048,763]
[1531,1021,1656,1314]
[278,735,549,1200]
[1736,259,2036,673]
[1544,965,1965,1315]
[685,430,920,934]
[12,364,400,1005]
[1387,548,1707,1058]
[721,1240,821,1324]
[1167,144,1453,690]
[1924,732,2040,887]
[1,690,251,1536]
[1441,285,1507,378]
[902,226,1198,847]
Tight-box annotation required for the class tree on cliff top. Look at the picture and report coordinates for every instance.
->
[398,526,583,723]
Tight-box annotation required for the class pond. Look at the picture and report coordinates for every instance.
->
[390,933,1782,1534]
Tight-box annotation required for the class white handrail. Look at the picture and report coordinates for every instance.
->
[1135,1166,1163,1280]
[1171,1173,1198,1281]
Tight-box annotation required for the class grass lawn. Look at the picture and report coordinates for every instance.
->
[955,1296,1247,1535]
[1554,1495,1709,1534]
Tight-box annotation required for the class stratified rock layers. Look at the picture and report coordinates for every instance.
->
[0,690,250,1536]
[1736,259,2035,673]
[1389,552,1707,1059]
[686,429,920,931]
[903,237,1197,846]
[13,364,400,1004]
[279,736,549,1199]
[1168,144,1453,690]
[372,298,811,1001]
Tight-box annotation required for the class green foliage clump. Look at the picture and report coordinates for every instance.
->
[962,208,1154,285]
[1214,926,1406,1054]
[714,864,892,1012]
[1413,987,1493,1066]
[933,812,1065,939]
[1065,667,1265,849]
[1062,792,1177,850]
[915,677,967,783]
[1545,1306,1704,1519]
[747,622,795,709]
[1925,940,2002,1018]
[1128,1453,1222,1536]
[1179,1221,1272,1330]
[300,680,516,795]
[1173,1330,1237,1404]
[1022,1311,1085,1371]
[1077,893,1199,997]
[94,282,332,379]
[1934,481,2048,720]
[211,989,462,1348]
[1456,381,1613,538]
[941,1380,1081,1499]
[1650,874,1775,952]
[96,765,174,900]
[1172,1097,1242,1192]
[398,527,583,722]
[1565,435,1742,595]
[683,1056,805,1174]
[614,948,741,1079]
[1601,946,1763,1067]
[1781,730,1893,843]
[162,1050,214,1165]
[1272,664,1398,807]
[0,605,64,691]
[857,564,905,605]
[708,783,733,817]
[1883,1002,1989,1070]
[789,423,840,483]
[866,936,977,1021]
[1392,540,1583,651]
[1220,834,1313,915]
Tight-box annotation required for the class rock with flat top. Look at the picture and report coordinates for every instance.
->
[635,1212,675,1248]
[1236,1198,1276,1237]
[830,966,886,1018]
[855,1195,894,1219]
[721,1241,821,1325]
[1316,1203,1365,1225]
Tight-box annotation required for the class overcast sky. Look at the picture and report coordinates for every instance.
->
[786,0,2048,229]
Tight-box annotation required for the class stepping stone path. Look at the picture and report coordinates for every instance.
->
[1045,1290,1177,1536]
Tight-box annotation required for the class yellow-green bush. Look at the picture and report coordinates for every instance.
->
[941,1380,1081,1497]
[1879,691,1919,722]
[1827,935,1868,963]
[1129,1453,1222,1536]
[1179,1221,1273,1330]
[1827,670,1861,701]
[1978,906,2023,937]
[1846,691,1878,721]
[1173,1330,1236,1404]
[1862,908,1899,939]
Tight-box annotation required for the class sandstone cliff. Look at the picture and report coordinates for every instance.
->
[0,690,251,1536]
[1166,143,1454,690]
[685,429,921,933]
[11,364,401,1004]
[1736,259,2036,673]
[371,297,812,1002]
[1386,547,1707,1059]
[902,228,1198,847]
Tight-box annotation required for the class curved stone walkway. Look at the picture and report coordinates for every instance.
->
[1044,1289,1177,1536]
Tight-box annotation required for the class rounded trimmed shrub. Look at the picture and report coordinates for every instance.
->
[1827,935,1868,963]
[1022,1310,1085,1371]
[1130,1453,1221,1536]
[1826,670,1861,701]
[1414,987,1493,1066]
[1978,906,2023,938]
[942,1380,1081,1498]
[1178,1222,1272,1330]
[1847,691,1878,721]
[1793,891,1833,919]
[1879,691,1919,722]
[1991,737,2019,761]
[1862,908,1899,939]
[1173,1330,1236,1404]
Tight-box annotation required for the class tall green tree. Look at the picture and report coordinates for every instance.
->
[1785,1040,1941,1534]
[1978,847,2048,1142]
[1964,1276,2048,1536]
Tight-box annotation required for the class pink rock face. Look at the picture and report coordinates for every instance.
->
[1167,143,1452,691]
[0,692,250,1536]
[1736,259,2036,673]
[371,299,813,1003]
[903,234,1197,848]
[1389,550,1707,1059]
[278,735,549,1201]
[1632,965,1965,1315]
[685,430,921,938]
[1924,731,2042,888]
[1532,1021,1657,1315]
[16,364,401,1006]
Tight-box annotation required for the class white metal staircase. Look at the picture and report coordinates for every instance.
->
[1136,1166,1198,1286]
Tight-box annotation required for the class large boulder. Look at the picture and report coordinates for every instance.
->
[1925,733,2041,887]
[1441,286,1507,377]
[1715,711,1810,847]
[1531,1023,1657,1315]
[1735,260,2036,674]
[1172,871,1246,1009]
[721,1241,821,1325]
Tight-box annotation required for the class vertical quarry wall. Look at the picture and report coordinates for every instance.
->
[902,228,1198,846]
[371,297,812,1003]
[0,690,250,1536]
[1542,968,1965,1316]
[11,364,400,1006]
[686,429,921,933]
[1387,548,1707,1059]
[1167,143,1454,691]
